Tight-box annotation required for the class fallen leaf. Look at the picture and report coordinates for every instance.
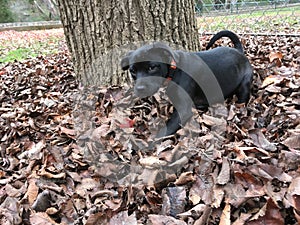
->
[27,178,39,205]
[177,203,206,219]
[216,157,231,185]
[148,214,187,225]
[248,129,276,152]
[109,211,137,225]
[175,171,195,185]
[282,134,300,150]
[219,201,231,225]
[161,186,186,216]
[261,75,283,87]
[248,198,284,225]
[30,212,59,225]
[31,190,52,212]
[269,52,283,67]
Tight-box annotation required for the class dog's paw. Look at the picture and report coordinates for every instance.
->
[235,102,246,108]
[156,127,168,139]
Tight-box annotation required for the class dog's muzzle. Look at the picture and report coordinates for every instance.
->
[134,77,164,98]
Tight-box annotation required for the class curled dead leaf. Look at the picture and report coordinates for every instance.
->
[30,212,59,225]
[269,52,283,67]
[27,178,39,205]
[219,201,231,225]
[38,167,66,179]
[261,75,283,88]
[139,156,167,168]
[175,171,195,185]
[282,134,300,150]
[216,157,231,185]
[148,214,187,225]
[109,211,137,225]
[32,190,51,212]
[162,186,186,216]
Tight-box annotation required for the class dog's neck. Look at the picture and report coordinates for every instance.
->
[166,59,177,80]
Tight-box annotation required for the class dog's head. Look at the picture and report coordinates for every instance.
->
[121,42,176,98]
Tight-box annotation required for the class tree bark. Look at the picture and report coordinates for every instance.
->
[57,0,200,86]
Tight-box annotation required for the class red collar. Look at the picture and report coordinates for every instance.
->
[166,59,177,80]
[164,59,177,85]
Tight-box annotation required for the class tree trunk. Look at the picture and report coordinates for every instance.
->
[57,0,200,86]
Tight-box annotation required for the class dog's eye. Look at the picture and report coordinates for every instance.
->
[129,68,137,80]
[148,65,157,72]
[129,68,136,74]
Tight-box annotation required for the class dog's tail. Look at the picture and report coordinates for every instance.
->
[206,30,244,53]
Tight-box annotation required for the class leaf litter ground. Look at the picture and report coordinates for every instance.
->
[0,30,300,224]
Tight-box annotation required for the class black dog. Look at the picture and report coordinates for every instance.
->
[121,30,253,137]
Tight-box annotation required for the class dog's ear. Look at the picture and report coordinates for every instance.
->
[152,42,177,64]
[121,51,134,70]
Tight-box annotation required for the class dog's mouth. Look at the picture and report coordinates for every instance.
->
[134,85,160,98]
[133,76,165,98]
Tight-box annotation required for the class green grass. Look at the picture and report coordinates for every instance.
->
[0,29,65,66]
[0,41,61,64]
[0,48,37,63]
[197,6,300,33]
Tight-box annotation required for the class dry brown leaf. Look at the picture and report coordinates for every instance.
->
[46,207,59,215]
[232,213,252,225]
[109,211,137,225]
[27,178,39,205]
[139,156,167,168]
[0,197,22,224]
[248,129,277,152]
[175,171,195,185]
[76,178,100,197]
[248,198,284,225]
[30,212,59,225]
[189,175,214,205]
[85,212,108,225]
[282,134,300,150]
[177,203,206,219]
[261,75,284,87]
[216,157,230,185]
[212,186,225,208]
[224,183,246,208]
[219,201,231,225]
[38,167,66,179]
[193,205,212,225]
[248,163,292,183]
[59,126,77,137]
[269,52,283,67]
[295,209,300,225]
[162,187,186,216]
[148,214,187,225]
[32,190,51,212]
[286,176,300,215]
[18,140,46,159]
[91,124,111,139]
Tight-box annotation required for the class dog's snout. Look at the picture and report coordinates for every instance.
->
[136,85,146,91]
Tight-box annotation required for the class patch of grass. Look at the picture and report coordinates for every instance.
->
[197,6,300,33]
[0,41,60,64]
[0,29,65,66]
[0,48,37,63]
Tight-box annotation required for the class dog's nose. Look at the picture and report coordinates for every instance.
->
[136,85,146,91]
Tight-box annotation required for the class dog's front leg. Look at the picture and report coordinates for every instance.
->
[156,82,193,137]
[156,110,181,137]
